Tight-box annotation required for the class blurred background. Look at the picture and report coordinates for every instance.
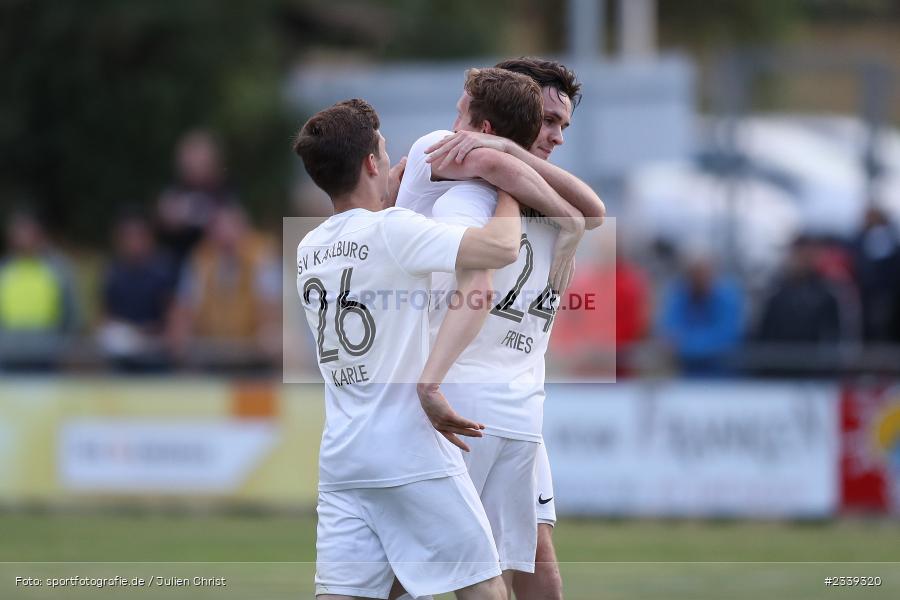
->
[2,0,900,598]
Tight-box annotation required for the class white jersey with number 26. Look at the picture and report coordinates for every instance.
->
[297,207,469,491]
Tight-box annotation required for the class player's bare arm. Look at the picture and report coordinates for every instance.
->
[416,268,493,454]
[432,147,584,291]
[427,130,605,229]
[429,146,581,233]
[384,155,407,208]
[418,190,521,451]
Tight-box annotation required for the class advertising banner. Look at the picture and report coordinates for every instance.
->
[0,378,324,506]
[840,383,900,514]
[543,381,840,517]
[59,420,277,492]
[1,377,847,517]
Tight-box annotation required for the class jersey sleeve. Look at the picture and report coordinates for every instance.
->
[381,208,468,278]
[395,130,456,211]
[431,182,498,228]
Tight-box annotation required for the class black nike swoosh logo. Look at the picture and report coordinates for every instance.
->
[538,494,553,505]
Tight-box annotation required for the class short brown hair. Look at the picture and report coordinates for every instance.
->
[464,68,543,149]
[293,99,381,198]
[495,57,582,110]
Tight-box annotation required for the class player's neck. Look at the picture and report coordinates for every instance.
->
[331,189,383,215]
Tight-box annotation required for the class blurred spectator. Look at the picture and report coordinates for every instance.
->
[814,237,862,342]
[551,233,651,377]
[657,251,743,375]
[167,202,280,370]
[614,256,652,375]
[97,211,176,371]
[156,130,237,267]
[0,210,78,370]
[852,207,900,343]
[757,236,843,344]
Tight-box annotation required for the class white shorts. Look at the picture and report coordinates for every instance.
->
[463,434,539,573]
[315,474,500,599]
[534,440,557,526]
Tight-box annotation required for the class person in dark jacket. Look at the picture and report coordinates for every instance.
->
[98,211,176,371]
[852,206,900,343]
[758,235,842,344]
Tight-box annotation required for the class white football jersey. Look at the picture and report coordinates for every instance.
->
[396,129,497,218]
[296,207,469,491]
[398,131,560,442]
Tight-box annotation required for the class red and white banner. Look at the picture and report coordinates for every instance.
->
[840,383,900,514]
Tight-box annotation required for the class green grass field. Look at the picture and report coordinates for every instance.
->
[4,514,900,599]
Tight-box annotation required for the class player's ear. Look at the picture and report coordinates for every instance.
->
[481,121,495,135]
[364,153,378,176]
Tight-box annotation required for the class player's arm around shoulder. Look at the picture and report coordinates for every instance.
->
[505,140,604,229]
[430,144,517,186]
[455,191,521,270]
[437,144,585,236]
[429,130,605,229]
[436,145,584,292]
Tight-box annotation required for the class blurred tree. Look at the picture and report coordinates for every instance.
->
[657,0,805,47]
[374,0,512,58]
[0,0,522,243]
[0,0,292,242]
[13,0,891,244]
[285,0,515,58]
[800,0,900,21]
[522,0,808,55]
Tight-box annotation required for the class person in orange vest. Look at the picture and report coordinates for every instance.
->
[166,202,280,369]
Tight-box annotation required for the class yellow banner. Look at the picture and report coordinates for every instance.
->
[0,378,325,508]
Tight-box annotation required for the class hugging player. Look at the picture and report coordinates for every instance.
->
[294,98,528,600]
[395,57,604,599]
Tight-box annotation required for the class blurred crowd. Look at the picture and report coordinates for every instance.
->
[551,204,900,377]
[2,129,900,377]
[0,131,280,374]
